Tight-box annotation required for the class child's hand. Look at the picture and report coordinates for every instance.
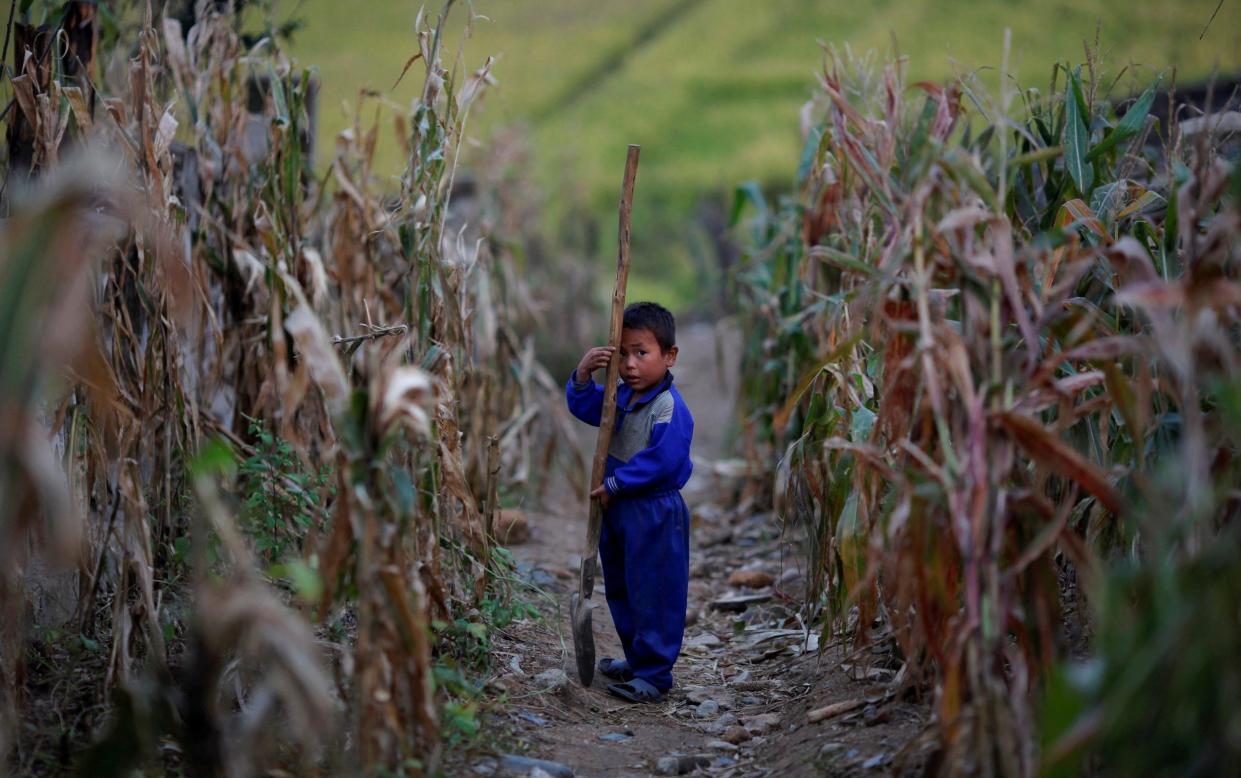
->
[590,483,610,510]
[575,346,615,384]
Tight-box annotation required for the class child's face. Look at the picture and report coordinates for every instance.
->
[618,327,678,394]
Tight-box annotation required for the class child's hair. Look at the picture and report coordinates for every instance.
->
[623,301,676,352]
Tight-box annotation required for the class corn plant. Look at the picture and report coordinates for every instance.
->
[733,47,1240,775]
[2,1,564,774]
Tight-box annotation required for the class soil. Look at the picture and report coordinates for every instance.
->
[474,323,931,777]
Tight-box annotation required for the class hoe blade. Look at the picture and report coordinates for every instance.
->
[569,591,596,686]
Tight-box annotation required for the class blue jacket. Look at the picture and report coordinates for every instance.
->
[565,371,694,497]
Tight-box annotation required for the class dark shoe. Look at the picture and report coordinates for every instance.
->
[597,657,634,681]
[606,678,663,704]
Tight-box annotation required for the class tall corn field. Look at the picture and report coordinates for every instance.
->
[733,48,1240,774]
[1,1,573,774]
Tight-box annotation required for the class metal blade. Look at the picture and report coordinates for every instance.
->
[570,591,596,686]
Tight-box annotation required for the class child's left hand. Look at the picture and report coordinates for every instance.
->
[590,483,610,510]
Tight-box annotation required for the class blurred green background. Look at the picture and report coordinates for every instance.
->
[274,0,1240,308]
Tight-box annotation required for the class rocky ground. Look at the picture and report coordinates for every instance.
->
[466,323,931,777]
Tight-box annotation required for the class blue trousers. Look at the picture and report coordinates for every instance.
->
[598,490,690,691]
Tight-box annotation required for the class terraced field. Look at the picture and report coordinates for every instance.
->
[286,0,1240,303]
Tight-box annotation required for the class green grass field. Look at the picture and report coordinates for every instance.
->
[284,0,1240,307]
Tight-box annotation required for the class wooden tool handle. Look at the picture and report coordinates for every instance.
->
[580,144,640,598]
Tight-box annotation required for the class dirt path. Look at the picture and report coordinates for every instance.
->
[475,323,926,777]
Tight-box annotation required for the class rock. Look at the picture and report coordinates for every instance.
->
[686,688,713,704]
[533,668,569,693]
[530,769,554,778]
[655,754,711,775]
[598,732,633,742]
[698,527,734,548]
[471,757,497,775]
[517,562,556,588]
[496,754,574,778]
[817,742,846,760]
[703,710,739,734]
[685,632,724,655]
[694,699,720,718]
[862,753,888,769]
[740,695,762,706]
[722,725,752,745]
[743,713,781,735]
[494,509,530,544]
[515,708,549,727]
[686,633,723,648]
[706,740,739,752]
[727,569,775,589]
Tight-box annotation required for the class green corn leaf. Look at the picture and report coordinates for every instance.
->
[730,181,768,226]
[1086,77,1161,162]
[1063,68,1094,195]
[810,246,877,277]
[796,124,826,187]
[268,65,289,126]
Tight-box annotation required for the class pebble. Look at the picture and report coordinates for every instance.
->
[694,699,720,718]
[598,732,633,743]
[686,633,723,648]
[706,740,739,752]
[817,742,845,760]
[516,563,556,589]
[532,668,569,693]
[862,753,888,769]
[686,688,713,704]
[743,713,781,734]
[497,754,574,777]
[655,754,711,775]
[740,694,762,706]
[722,725,752,744]
[515,708,548,727]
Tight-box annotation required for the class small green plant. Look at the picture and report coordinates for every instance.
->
[239,417,331,562]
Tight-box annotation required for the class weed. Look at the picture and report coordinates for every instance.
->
[239,416,331,562]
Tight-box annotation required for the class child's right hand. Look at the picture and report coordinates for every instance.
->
[575,346,615,384]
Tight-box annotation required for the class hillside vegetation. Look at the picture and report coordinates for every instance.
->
[286,0,1238,307]
[290,0,1238,278]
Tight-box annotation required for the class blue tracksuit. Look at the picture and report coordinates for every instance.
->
[565,370,694,691]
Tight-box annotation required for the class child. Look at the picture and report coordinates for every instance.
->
[565,302,694,703]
